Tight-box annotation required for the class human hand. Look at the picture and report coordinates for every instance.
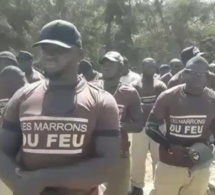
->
[168,144,189,157]
[13,168,44,195]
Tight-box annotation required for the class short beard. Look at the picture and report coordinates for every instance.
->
[44,70,63,80]
[44,66,68,80]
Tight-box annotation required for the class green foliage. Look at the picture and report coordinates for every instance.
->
[1,0,215,70]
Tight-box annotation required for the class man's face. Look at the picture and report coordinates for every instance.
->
[17,58,32,73]
[170,61,183,75]
[142,61,156,77]
[101,59,120,80]
[183,65,207,89]
[40,44,81,79]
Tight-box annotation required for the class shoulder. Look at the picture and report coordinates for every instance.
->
[86,81,117,106]
[207,71,215,82]
[158,84,184,100]
[131,77,142,88]
[15,81,43,96]
[130,70,140,77]
[154,78,167,88]
[203,87,215,100]
[161,72,171,80]
[168,70,184,88]
[171,70,183,81]
[119,83,140,98]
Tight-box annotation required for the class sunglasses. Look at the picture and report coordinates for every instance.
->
[184,69,208,76]
[41,45,70,56]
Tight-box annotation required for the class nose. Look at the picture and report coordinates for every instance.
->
[43,53,55,61]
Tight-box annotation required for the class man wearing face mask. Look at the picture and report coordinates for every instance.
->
[161,59,184,85]
[130,58,167,195]
[146,56,215,195]
[96,51,143,195]
[0,20,121,195]
[17,51,44,83]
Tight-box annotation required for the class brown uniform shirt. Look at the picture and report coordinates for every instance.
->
[94,80,142,155]
[3,78,119,195]
[132,78,167,126]
[26,69,44,83]
[147,84,215,167]
[161,72,172,85]
[0,66,27,123]
[168,69,215,90]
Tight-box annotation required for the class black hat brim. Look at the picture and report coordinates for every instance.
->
[32,40,72,48]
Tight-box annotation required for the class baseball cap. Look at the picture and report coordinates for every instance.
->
[79,60,93,74]
[189,143,214,171]
[0,65,25,78]
[185,55,209,70]
[181,46,204,65]
[0,51,18,65]
[159,64,170,70]
[33,20,82,48]
[17,51,33,61]
[99,51,123,64]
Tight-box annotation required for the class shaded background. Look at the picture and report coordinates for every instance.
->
[1,0,215,72]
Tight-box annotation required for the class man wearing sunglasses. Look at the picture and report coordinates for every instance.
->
[168,46,215,91]
[0,20,121,195]
[161,58,183,85]
[145,55,215,195]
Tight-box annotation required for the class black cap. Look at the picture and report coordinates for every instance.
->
[17,51,33,61]
[33,20,82,48]
[0,65,25,78]
[181,46,204,65]
[0,51,18,65]
[159,64,170,70]
[79,60,93,74]
[99,51,124,64]
[185,55,208,70]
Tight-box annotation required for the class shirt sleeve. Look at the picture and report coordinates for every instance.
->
[167,77,179,89]
[127,87,142,121]
[95,91,120,137]
[157,82,167,95]
[2,87,25,131]
[147,91,169,125]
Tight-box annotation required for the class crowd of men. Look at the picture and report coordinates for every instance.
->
[0,19,214,195]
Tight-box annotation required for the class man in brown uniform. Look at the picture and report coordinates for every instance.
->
[0,66,28,122]
[78,60,102,82]
[146,55,215,195]
[161,58,183,85]
[0,20,121,195]
[131,58,167,195]
[159,64,170,79]
[167,46,215,90]
[98,51,143,195]
[17,51,44,83]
